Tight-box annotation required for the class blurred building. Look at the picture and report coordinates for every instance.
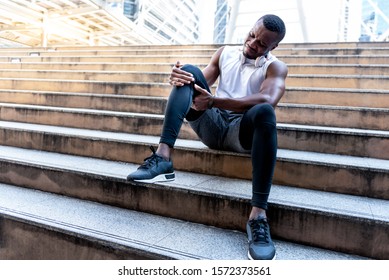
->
[213,0,228,44]
[112,0,202,44]
[359,0,389,41]
[0,0,388,47]
[123,0,140,20]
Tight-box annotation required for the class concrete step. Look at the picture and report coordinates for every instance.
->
[0,103,196,139]
[286,74,389,90]
[0,62,207,72]
[287,64,389,76]
[0,182,371,260]
[53,41,389,49]
[0,69,387,90]
[1,87,388,110]
[283,87,389,108]
[278,42,389,49]
[0,101,387,131]
[1,103,387,160]
[3,54,389,65]
[1,62,387,76]
[1,95,388,159]
[0,69,175,83]
[277,103,389,131]
[274,47,389,56]
[0,45,220,52]
[277,124,389,160]
[0,78,169,95]
[280,55,389,64]
[54,44,223,50]
[0,42,387,261]
[0,43,387,58]
[1,79,388,109]
[1,55,213,64]
[1,44,388,56]
[0,90,167,114]
[0,48,218,57]
[0,146,386,259]
[0,122,386,200]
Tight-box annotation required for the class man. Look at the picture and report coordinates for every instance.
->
[127,14,287,260]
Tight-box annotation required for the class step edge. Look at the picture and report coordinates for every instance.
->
[0,146,387,224]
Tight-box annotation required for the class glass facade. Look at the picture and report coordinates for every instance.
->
[131,0,201,44]
[360,0,389,41]
[123,0,140,20]
[0,0,387,46]
[213,0,228,44]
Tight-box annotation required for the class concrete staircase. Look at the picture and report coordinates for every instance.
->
[0,42,388,260]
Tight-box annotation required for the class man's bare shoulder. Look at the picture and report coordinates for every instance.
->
[213,46,226,59]
[267,59,288,78]
[208,46,226,68]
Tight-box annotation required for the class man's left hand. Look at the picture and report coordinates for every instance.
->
[192,84,214,111]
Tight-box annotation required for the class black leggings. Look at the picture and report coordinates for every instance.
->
[160,65,210,147]
[160,64,277,210]
[239,103,277,210]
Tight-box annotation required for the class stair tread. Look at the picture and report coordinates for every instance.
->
[0,43,388,260]
[287,87,389,93]
[278,123,389,137]
[0,102,164,116]
[278,103,389,112]
[1,80,388,94]
[0,89,166,99]
[5,52,389,58]
[0,144,387,223]
[2,114,388,137]
[0,121,388,171]
[1,68,388,78]
[3,101,389,117]
[0,183,368,260]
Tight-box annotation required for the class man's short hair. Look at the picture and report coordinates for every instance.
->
[259,14,286,42]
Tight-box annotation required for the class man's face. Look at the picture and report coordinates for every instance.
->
[243,20,279,59]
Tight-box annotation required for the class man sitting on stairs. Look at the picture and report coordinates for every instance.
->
[127,14,287,260]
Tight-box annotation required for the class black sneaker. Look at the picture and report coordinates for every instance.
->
[127,146,175,183]
[246,217,276,260]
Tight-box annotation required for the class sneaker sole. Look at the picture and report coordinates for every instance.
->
[247,251,276,260]
[133,172,175,183]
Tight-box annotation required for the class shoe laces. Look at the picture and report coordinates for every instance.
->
[139,146,164,169]
[249,218,270,244]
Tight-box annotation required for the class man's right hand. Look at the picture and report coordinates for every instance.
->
[169,61,195,86]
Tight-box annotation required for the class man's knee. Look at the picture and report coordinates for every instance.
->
[181,64,204,81]
[181,64,201,74]
[181,64,210,92]
[251,103,276,125]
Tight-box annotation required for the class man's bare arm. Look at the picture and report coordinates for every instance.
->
[201,47,223,87]
[192,60,287,112]
[212,60,288,110]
